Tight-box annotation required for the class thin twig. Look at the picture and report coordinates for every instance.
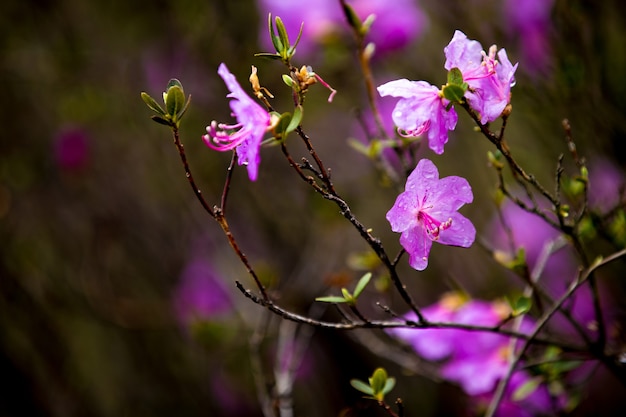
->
[220,151,237,213]
[171,126,215,218]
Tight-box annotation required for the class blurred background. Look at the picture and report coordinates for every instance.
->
[1,0,626,416]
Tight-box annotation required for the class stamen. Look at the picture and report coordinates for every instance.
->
[418,210,453,241]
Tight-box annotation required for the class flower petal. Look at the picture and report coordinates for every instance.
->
[437,212,476,248]
[405,158,439,200]
[444,30,483,72]
[400,227,432,271]
[426,175,474,211]
[386,192,419,233]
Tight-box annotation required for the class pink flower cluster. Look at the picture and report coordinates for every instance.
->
[388,294,555,417]
[378,30,517,154]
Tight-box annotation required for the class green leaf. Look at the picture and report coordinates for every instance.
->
[353,272,372,299]
[150,115,174,127]
[268,14,283,53]
[342,3,362,31]
[511,295,532,316]
[580,166,589,181]
[165,85,185,119]
[285,106,303,134]
[315,296,348,303]
[369,368,388,395]
[282,74,295,88]
[350,379,374,396]
[177,94,191,120]
[166,78,184,93]
[141,92,166,115]
[341,287,354,304]
[442,83,466,103]
[382,377,396,395]
[447,67,464,86]
[347,138,371,157]
[275,16,290,54]
[548,360,583,374]
[512,376,541,402]
[254,52,283,60]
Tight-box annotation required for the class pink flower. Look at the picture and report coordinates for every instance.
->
[256,0,426,57]
[171,257,233,327]
[257,0,342,57]
[202,63,271,181]
[377,80,457,154]
[444,30,518,124]
[386,159,475,270]
[503,0,554,76]
[388,295,557,415]
[348,0,426,54]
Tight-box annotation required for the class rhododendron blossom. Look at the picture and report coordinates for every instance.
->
[388,294,555,416]
[444,30,518,124]
[202,63,271,181]
[377,80,457,154]
[386,159,475,270]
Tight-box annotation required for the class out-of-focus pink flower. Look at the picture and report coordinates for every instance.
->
[257,0,342,56]
[386,159,475,270]
[389,295,511,394]
[503,0,555,76]
[53,126,91,173]
[444,30,518,124]
[377,80,457,154]
[171,258,233,327]
[348,0,426,54]
[256,0,426,57]
[388,294,556,415]
[481,372,554,417]
[202,63,271,181]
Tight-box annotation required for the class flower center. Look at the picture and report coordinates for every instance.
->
[417,210,452,240]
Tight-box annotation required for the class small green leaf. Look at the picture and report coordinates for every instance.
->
[342,3,362,32]
[315,296,348,303]
[150,115,174,127]
[350,379,374,396]
[166,78,184,92]
[353,272,372,299]
[369,368,388,395]
[447,67,464,86]
[268,14,283,53]
[275,16,290,54]
[177,94,191,120]
[141,92,166,115]
[165,85,185,119]
[254,52,283,60]
[382,377,396,395]
[512,376,541,402]
[487,150,504,169]
[341,288,352,301]
[285,106,303,134]
[511,295,532,316]
[442,83,466,103]
[548,360,584,374]
[282,74,295,88]
[580,166,589,181]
